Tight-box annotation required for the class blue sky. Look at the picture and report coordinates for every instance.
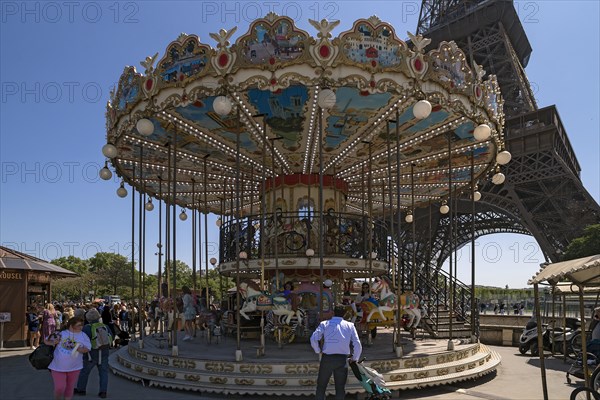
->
[1,1,598,289]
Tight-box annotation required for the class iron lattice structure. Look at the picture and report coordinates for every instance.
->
[409,0,600,273]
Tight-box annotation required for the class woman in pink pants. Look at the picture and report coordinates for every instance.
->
[45,317,91,400]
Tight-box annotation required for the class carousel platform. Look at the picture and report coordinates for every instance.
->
[109,328,501,397]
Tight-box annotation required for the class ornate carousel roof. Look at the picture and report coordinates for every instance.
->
[104,14,505,215]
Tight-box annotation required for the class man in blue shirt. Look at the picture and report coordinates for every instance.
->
[311,305,362,400]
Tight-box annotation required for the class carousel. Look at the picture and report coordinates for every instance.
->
[102,13,508,396]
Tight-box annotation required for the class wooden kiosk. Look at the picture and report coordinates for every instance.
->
[0,246,76,348]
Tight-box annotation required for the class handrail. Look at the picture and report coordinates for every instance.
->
[218,211,388,263]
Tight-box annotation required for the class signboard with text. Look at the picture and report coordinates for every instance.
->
[0,313,11,322]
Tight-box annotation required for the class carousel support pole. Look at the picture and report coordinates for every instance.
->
[319,107,325,322]
[157,177,164,337]
[203,155,210,343]
[534,283,548,400]
[447,133,454,351]
[393,112,403,356]
[470,151,477,343]
[138,146,144,348]
[386,120,398,353]
[257,113,267,356]
[192,180,197,293]
[130,164,136,342]
[171,126,179,356]
[235,108,243,362]
[165,144,171,345]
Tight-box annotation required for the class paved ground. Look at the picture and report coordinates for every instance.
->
[0,345,584,399]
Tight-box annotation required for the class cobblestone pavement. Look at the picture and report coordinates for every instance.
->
[0,345,582,399]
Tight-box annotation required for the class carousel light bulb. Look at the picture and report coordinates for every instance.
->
[496,150,512,165]
[492,171,506,185]
[405,213,413,223]
[213,96,232,116]
[99,162,112,180]
[473,124,491,141]
[440,202,449,214]
[305,248,315,257]
[413,99,432,120]
[215,218,222,227]
[209,257,217,266]
[317,89,337,109]
[239,251,248,260]
[136,118,154,136]
[145,199,154,211]
[116,182,128,198]
[102,143,118,158]
[473,191,482,201]
[179,210,188,221]
[323,279,333,288]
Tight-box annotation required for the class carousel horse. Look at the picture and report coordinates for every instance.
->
[365,276,422,328]
[371,275,422,328]
[238,280,303,325]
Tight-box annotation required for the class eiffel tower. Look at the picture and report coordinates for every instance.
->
[402,0,600,277]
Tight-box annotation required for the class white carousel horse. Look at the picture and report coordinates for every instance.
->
[238,280,302,325]
[364,276,422,328]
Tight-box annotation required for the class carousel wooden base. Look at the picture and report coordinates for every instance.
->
[109,329,500,396]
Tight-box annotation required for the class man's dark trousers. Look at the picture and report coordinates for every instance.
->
[315,353,348,400]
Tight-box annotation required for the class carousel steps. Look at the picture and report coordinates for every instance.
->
[384,343,501,389]
[109,341,500,396]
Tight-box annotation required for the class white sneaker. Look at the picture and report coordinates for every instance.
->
[182,335,190,341]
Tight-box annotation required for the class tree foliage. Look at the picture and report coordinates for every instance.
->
[562,224,600,261]
[89,252,133,295]
[51,255,89,275]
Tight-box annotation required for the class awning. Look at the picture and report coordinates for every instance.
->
[0,246,78,277]
[552,282,600,295]
[528,254,600,286]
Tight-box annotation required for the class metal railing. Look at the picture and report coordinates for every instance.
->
[219,211,388,263]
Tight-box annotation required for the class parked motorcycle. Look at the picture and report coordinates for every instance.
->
[519,318,548,355]
[519,317,581,356]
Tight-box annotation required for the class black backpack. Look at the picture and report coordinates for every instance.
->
[29,343,55,370]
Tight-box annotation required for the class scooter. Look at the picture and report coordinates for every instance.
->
[519,318,548,355]
[519,317,580,356]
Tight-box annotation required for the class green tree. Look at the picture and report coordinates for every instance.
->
[562,224,600,260]
[89,252,133,295]
[52,271,97,302]
[164,260,193,289]
[51,255,89,275]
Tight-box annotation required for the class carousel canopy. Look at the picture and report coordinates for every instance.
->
[0,246,78,277]
[105,14,505,215]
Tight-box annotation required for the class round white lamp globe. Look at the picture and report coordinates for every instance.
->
[99,165,112,181]
[136,118,154,136]
[213,96,232,116]
[317,89,337,109]
[179,210,188,221]
[473,124,491,141]
[145,200,154,211]
[102,143,118,158]
[496,150,512,165]
[413,100,432,120]
[117,184,128,198]
[492,172,506,185]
